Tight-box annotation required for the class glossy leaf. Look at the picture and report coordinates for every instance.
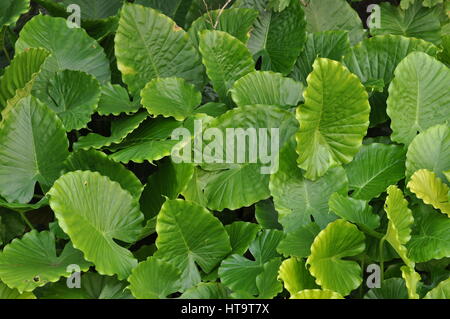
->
[278,257,317,296]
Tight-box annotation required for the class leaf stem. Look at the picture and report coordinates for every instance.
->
[379,236,386,282]
[19,211,34,230]
[359,225,384,239]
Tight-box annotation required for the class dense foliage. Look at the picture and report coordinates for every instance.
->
[0,0,449,299]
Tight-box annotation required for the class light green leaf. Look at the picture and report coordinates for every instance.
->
[32,70,101,131]
[0,230,90,292]
[277,222,320,258]
[155,199,231,290]
[48,171,145,280]
[110,140,178,164]
[15,15,111,83]
[387,52,450,145]
[345,143,406,200]
[256,258,283,298]
[407,169,450,216]
[188,8,258,47]
[225,222,260,255]
[328,193,380,230]
[0,0,30,27]
[291,289,344,299]
[0,96,69,203]
[141,77,201,121]
[0,281,35,299]
[74,111,148,150]
[278,257,317,296]
[97,83,139,116]
[364,278,408,299]
[115,3,204,96]
[199,30,255,103]
[304,0,365,44]
[230,71,303,108]
[64,149,143,198]
[384,185,415,268]
[370,2,442,44]
[401,265,421,299]
[0,48,50,111]
[248,1,306,74]
[127,256,181,299]
[291,30,351,85]
[270,138,348,232]
[180,282,230,299]
[307,219,366,296]
[424,277,450,299]
[295,58,370,180]
[406,124,450,181]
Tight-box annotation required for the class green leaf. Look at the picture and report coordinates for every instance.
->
[0,230,90,292]
[255,199,282,230]
[384,185,415,268]
[127,256,181,299]
[291,289,344,299]
[199,30,255,103]
[424,277,450,299]
[387,52,450,145]
[15,15,111,83]
[270,139,348,232]
[370,2,442,44]
[0,281,35,299]
[32,70,101,131]
[406,124,450,181]
[0,197,48,214]
[268,0,291,12]
[295,58,370,180]
[141,77,201,121]
[0,0,30,27]
[291,30,351,85]
[110,140,178,164]
[188,8,258,47]
[225,222,260,255]
[115,3,204,96]
[48,171,145,280]
[180,282,230,299]
[328,193,380,230]
[155,199,231,290]
[97,83,139,116]
[0,48,50,111]
[306,219,366,296]
[248,1,306,74]
[407,203,450,263]
[364,278,408,299]
[0,96,69,203]
[0,210,25,246]
[343,35,439,89]
[218,230,283,296]
[304,0,365,44]
[74,111,148,151]
[256,257,283,298]
[64,149,143,198]
[230,71,303,108]
[278,257,317,296]
[59,0,124,20]
[401,265,421,299]
[407,169,450,216]
[277,222,321,258]
[197,105,298,211]
[345,143,406,200]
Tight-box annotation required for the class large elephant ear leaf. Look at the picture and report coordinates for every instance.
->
[127,256,181,299]
[384,185,414,267]
[115,3,204,96]
[141,77,202,121]
[248,1,306,75]
[387,52,450,145]
[278,257,317,296]
[0,48,50,111]
[0,0,30,27]
[154,199,231,290]
[0,96,69,203]
[48,171,145,280]
[407,169,450,217]
[199,30,255,103]
[306,219,366,296]
[424,278,450,299]
[295,58,370,180]
[230,71,303,109]
[31,70,101,131]
[291,289,344,299]
[406,124,450,181]
[0,230,90,293]
[15,15,111,83]
[188,8,259,47]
